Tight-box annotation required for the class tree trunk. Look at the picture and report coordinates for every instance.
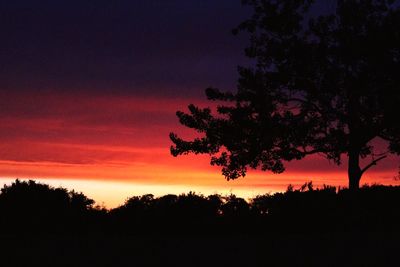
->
[348,149,362,191]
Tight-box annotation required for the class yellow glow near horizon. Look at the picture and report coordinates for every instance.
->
[1,168,398,208]
[1,93,399,208]
[0,177,280,208]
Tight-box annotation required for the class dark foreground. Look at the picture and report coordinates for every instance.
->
[1,231,398,266]
[0,180,399,266]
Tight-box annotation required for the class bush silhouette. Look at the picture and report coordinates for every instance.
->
[1,179,400,235]
[0,179,399,266]
[0,179,95,233]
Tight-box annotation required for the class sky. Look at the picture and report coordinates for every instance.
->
[1,0,399,207]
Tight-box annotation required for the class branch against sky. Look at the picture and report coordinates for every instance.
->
[171,0,400,189]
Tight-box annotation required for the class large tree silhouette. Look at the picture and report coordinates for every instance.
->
[170,0,400,190]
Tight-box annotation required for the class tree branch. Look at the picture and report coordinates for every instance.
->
[298,147,330,156]
[360,155,388,175]
[378,133,399,143]
[286,98,322,113]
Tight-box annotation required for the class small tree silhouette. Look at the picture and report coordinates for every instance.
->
[0,179,95,231]
[170,0,400,190]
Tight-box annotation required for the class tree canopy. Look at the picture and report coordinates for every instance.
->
[170,0,400,189]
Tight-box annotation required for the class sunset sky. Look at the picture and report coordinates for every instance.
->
[1,0,399,207]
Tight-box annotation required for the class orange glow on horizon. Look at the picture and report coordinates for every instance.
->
[1,92,399,207]
[1,155,398,208]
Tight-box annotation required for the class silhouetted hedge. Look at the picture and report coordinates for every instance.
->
[1,179,399,235]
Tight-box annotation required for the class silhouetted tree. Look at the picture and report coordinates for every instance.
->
[221,194,250,217]
[1,180,400,266]
[0,179,95,231]
[69,190,95,210]
[170,0,400,190]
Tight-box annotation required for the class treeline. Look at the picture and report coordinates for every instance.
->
[1,179,400,235]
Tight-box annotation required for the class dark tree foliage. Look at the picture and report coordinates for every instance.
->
[1,179,400,235]
[110,192,225,233]
[170,0,400,190]
[0,179,96,232]
[1,180,400,266]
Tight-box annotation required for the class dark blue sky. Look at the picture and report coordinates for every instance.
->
[0,0,251,97]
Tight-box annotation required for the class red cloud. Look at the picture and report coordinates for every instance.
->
[0,90,398,193]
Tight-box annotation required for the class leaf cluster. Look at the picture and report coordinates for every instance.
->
[170,0,400,180]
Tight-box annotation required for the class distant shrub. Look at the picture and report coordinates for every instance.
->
[1,179,400,235]
[0,179,95,232]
